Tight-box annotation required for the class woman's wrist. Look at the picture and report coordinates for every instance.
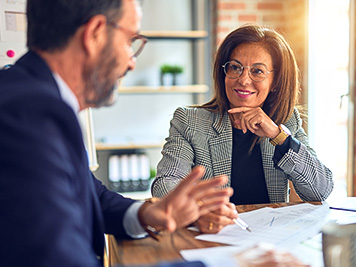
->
[270,125,281,139]
[270,124,291,146]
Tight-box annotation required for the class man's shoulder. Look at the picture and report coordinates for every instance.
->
[0,52,61,105]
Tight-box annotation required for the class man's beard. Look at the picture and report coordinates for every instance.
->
[83,40,120,108]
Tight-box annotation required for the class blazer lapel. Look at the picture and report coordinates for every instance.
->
[208,112,233,186]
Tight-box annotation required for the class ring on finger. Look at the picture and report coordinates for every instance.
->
[209,222,213,231]
[197,200,204,207]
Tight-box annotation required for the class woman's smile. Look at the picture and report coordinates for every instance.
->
[225,43,274,108]
[234,89,255,98]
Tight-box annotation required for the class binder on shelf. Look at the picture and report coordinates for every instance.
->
[139,154,150,190]
[108,155,120,182]
[129,154,140,188]
[119,155,130,191]
[108,153,151,193]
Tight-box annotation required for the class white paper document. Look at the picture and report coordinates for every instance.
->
[181,204,330,266]
[195,203,330,249]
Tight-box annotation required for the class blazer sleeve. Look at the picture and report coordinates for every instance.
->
[275,109,334,201]
[152,107,196,198]
[93,174,135,237]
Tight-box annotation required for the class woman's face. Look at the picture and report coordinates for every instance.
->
[224,43,274,109]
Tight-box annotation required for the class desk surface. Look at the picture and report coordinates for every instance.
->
[106,201,322,266]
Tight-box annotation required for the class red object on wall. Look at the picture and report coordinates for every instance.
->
[6,50,15,58]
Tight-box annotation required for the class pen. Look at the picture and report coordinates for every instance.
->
[233,217,252,232]
[270,216,275,227]
[330,207,356,212]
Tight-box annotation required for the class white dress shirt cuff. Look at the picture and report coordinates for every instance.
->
[123,201,148,238]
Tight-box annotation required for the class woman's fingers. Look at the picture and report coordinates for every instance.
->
[229,107,278,137]
[213,202,238,219]
[196,203,238,233]
[196,190,233,216]
[189,175,232,215]
[196,212,230,233]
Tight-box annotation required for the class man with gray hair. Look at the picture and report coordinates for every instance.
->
[0,0,234,266]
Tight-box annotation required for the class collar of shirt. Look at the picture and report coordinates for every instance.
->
[53,72,80,114]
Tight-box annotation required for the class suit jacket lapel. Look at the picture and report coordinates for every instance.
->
[208,112,233,186]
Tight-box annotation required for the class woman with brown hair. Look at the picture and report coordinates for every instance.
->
[152,24,333,233]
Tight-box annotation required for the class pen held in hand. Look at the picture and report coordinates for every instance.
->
[233,217,252,232]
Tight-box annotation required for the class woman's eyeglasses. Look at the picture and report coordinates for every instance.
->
[222,60,274,82]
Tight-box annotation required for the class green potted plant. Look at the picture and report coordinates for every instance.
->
[160,64,173,86]
[160,64,184,86]
[170,65,184,85]
[160,64,172,74]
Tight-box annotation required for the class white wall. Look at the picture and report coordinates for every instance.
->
[0,0,27,68]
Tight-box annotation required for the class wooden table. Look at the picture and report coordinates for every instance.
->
[106,201,322,266]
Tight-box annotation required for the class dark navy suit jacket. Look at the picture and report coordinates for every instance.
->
[0,51,136,266]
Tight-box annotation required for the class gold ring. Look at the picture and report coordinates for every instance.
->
[197,200,204,207]
[209,222,213,231]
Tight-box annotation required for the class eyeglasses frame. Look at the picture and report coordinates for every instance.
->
[222,60,274,82]
[107,21,148,59]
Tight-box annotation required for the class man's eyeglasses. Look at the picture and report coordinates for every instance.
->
[222,60,274,82]
[108,22,148,59]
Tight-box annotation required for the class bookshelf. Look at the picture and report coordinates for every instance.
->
[92,0,211,196]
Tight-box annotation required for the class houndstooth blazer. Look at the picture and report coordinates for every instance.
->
[151,107,334,203]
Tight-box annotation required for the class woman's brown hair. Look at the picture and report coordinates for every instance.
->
[200,24,300,127]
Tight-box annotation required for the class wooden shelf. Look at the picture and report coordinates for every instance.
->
[141,30,208,40]
[96,142,164,151]
[118,84,208,94]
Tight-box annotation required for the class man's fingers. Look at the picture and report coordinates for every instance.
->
[172,168,229,202]
[172,165,206,195]
[190,175,230,200]
[192,175,228,191]
[194,187,233,211]
[164,215,177,232]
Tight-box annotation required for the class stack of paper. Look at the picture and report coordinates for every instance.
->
[196,203,329,248]
[181,203,331,266]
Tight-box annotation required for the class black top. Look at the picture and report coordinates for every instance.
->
[230,127,270,205]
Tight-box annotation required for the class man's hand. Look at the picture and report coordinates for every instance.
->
[139,166,233,232]
[195,203,238,233]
